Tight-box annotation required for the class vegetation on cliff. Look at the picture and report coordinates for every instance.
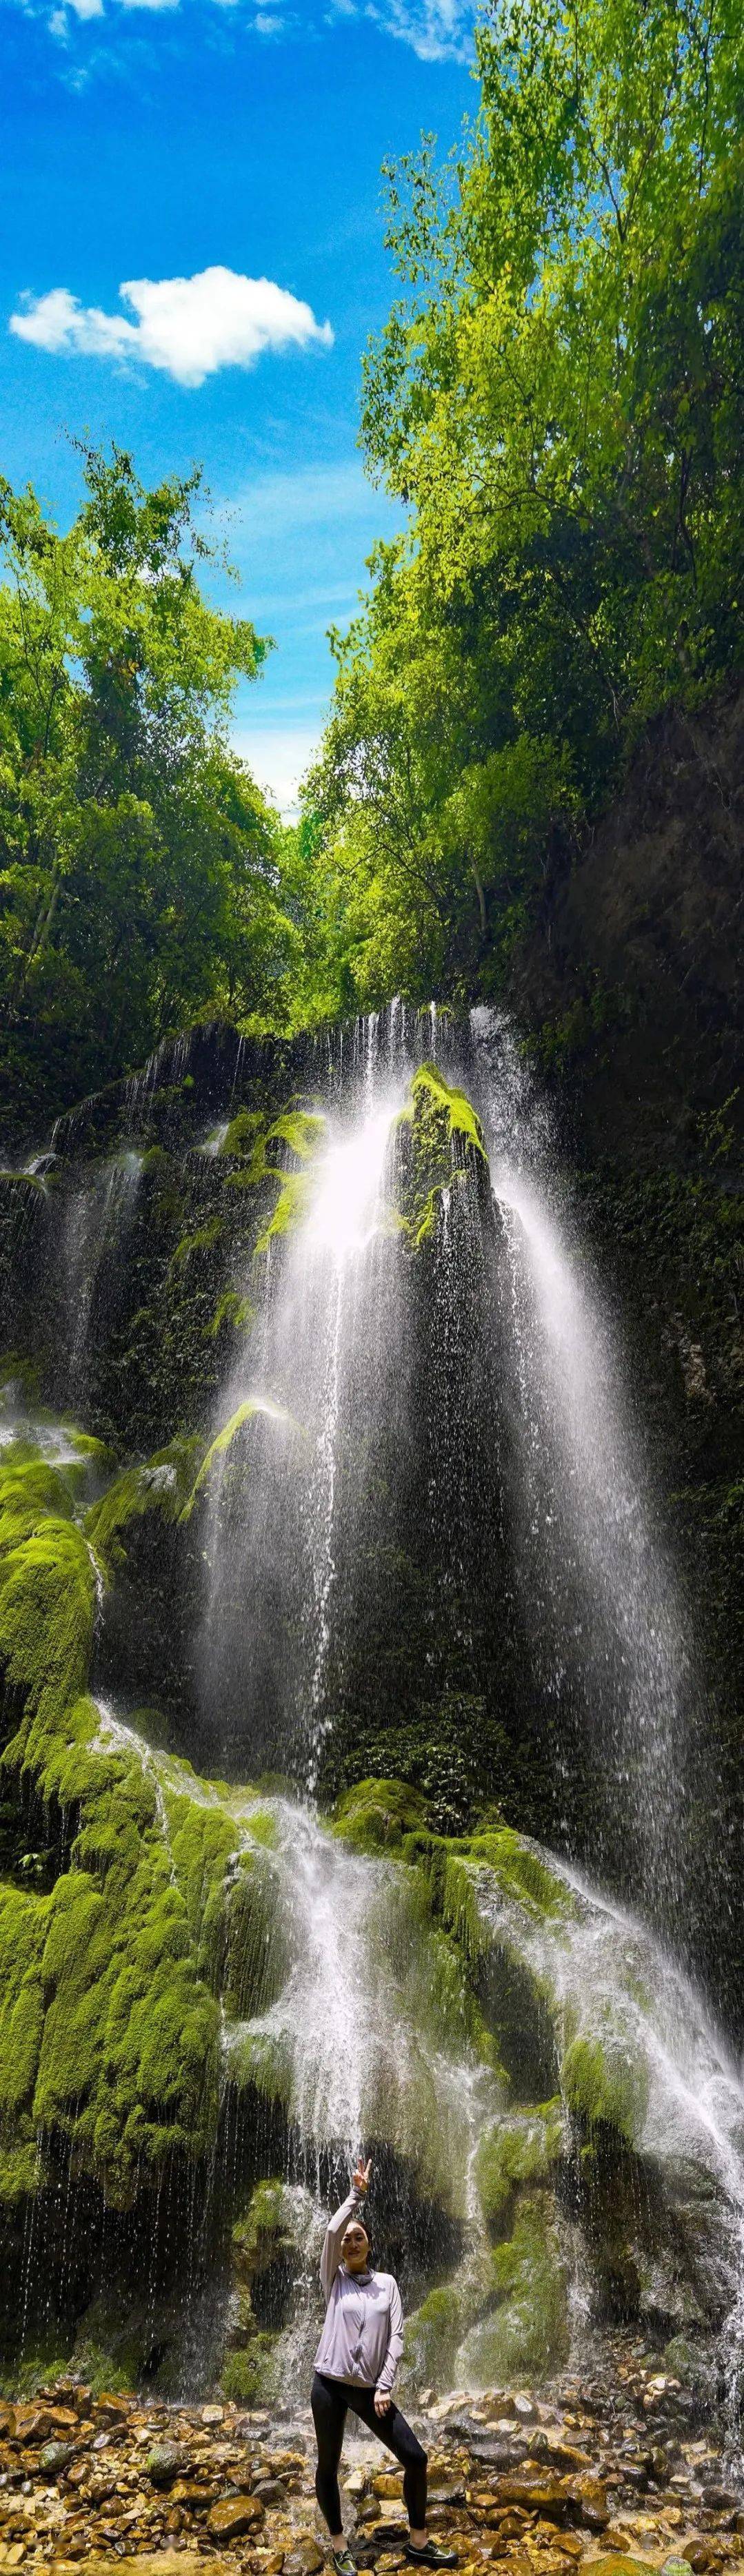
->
[308,0,743,1008]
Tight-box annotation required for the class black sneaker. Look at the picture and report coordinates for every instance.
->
[332,2551,356,2576]
[405,2547,458,2568]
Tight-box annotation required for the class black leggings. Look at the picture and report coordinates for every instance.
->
[311,2371,428,2535]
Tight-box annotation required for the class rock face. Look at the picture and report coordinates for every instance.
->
[0,1016,742,2413]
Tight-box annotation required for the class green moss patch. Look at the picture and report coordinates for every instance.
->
[463,2189,569,2383]
[394,1064,488,1249]
[180,1398,293,1520]
[476,2105,563,2235]
[86,1437,201,1577]
[0,1444,283,2208]
[404,2282,463,2389]
[561,2030,649,2145]
[332,1775,428,1854]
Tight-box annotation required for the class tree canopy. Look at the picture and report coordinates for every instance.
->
[2,0,742,1122]
[308,0,744,1006]
[0,447,302,1127]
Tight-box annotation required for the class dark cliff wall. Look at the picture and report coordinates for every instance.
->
[506,683,744,2025]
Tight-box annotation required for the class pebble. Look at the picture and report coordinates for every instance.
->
[0,2349,733,2576]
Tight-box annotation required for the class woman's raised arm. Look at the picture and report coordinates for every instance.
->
[319,2159,371,2302]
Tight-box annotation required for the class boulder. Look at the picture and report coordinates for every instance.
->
[147,2442,187,2488]
[206,2494,265,2539]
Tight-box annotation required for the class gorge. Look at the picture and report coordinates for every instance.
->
[1,998,743,2491]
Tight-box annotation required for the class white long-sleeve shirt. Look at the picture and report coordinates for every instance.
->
[313,2188,405,2398]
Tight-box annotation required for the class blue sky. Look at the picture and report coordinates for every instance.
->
[1,1,474,810]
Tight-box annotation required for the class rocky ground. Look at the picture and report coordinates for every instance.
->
[0,2343,741,2576]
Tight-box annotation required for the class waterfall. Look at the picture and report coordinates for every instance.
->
[199,1083,409,1783]
[4,1001,744,2437]
[470,1008,694,1930]
[61,1147,143,1403]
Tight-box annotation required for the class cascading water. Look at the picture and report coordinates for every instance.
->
[199,1081,410,1783]
[469,1008,694,1930]
[3,999,744,2443]
[61,1147,143,1402]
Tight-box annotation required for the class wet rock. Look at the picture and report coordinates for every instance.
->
[147,2442,188,2488]
[12,2411,52,2447]
[207,2494,265,2539]
[581,2559,656,2576]
[95,2396,132,2426]
[283,2543,323,2575]
[495,2472,567,2519]
[37,2444,75,2477]
[564,2476,610,2529]
[468,2441,529,2471]
[252,2477,289,2504]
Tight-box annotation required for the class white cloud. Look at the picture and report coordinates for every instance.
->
[214,460,382,547]
[232,720,321,819]
[327,0,471,51]
[365,0,471,56]
[9,267,334,387]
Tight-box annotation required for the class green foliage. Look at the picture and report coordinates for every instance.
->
[306,0,744,1008]
[0,446,305,1132]
[220,2337,279,2406]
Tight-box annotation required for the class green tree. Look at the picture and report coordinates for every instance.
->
[310,0,743,1002]
[0,447,300,1129]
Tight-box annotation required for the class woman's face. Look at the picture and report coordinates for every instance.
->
[341,2220,370,2274]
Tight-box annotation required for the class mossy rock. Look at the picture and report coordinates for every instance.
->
[333,1776,428,1855]
[393,1064,488,1249]
[467,1827,574,1921]
[403,2282,463,2389]
[86,1437,201,1577]
[458,2189,569,2384]
[206,1289,255,1340]
[221,1110,266,1158]
[581,2562,656,2576]
[227,2027,294,2108]
[476,2105,563,2236]
[171,1216,224,1269]
[561,2030,649,2145]
[180,1398,294,1521]
[0,1447,266,2206]
[220,2334,279,2406]
[221,1103,325,1254]
[232,2179,301,2289]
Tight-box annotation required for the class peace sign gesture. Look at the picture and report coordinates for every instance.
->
[352,2158,372,2193]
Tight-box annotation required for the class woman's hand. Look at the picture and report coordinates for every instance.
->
[374,2389,391,2417]
[352,2158,372,2193]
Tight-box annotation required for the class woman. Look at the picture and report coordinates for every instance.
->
[312,2158,457,2576]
